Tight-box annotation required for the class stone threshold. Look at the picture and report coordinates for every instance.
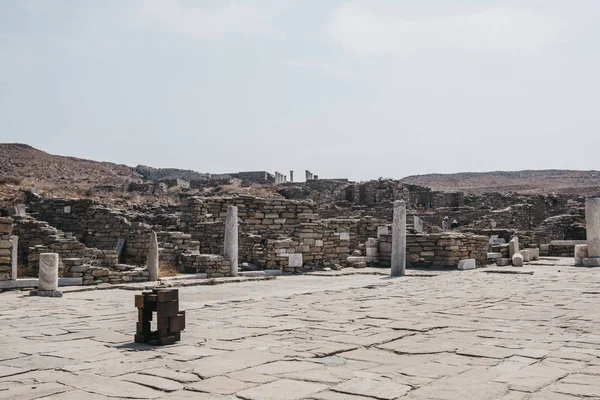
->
[59,275,277,293]
[0,277,82,290]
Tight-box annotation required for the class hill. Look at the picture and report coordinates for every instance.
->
[0,143,140,190]
[400,170,600,195]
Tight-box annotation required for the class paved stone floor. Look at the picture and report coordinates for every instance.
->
[1,258,600,399]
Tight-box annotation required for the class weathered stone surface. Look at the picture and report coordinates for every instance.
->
[512,253,524,267]
[120,373,183,392]
[288,253,303,268]
[509,237,519,258]
[582,257,600,267]
[496,258,512,266]
[457,259,476,270]
[487,252,503,259]
[391,200,406,277]
[147,231,159,281]
[574,244,588,266]
[224,205,239,276]
[585,197,600,258]
[236,379,327,400]
[193,350,282,378]
[0,260,599,400]
[38,253,59,291]
[186,376,252,394]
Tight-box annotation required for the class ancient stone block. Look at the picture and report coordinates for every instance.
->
[512,253,524,267]
[457,259,476,270]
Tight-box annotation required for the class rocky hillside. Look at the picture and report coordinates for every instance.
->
[135,165,210,181]
[0,143,140,189]
[401,170,600,195]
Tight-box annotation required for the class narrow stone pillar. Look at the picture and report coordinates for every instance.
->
[224,205,239,277]
[38,253,59,291]
[147,231,159,281]
[290,171,294,182]
[284,175,287,182]
[509,237,519,258]
[391,200,406,277]
[586,198,600,258]
[574,244,588,266]
[11,235,18,280]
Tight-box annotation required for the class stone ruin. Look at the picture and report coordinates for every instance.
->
[1,176,599,290]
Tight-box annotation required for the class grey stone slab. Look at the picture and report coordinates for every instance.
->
[56,373,164,398]
[120,373,184,392]
[0,382,70,400]
[0,365,32,378]
[331,378,411,399]
[193,350,283,378]
[493,363,569,392]
[236,379,328,400]
[139,368,200,384]
[547,373,600,397]
[246,361,322,376]
[157,345,224,361]
[37,390,115,399]
[456,344,518,359]
[185,376,252,394]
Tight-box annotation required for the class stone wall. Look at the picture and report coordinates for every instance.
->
[12,217,117,277]
[379,233,489,267]
[0,217,13,281]
[180,196,317,238]
[180,254,231,277]
[27,198,184,266]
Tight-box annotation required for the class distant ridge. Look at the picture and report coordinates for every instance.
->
[2,143,600,197]
[0,143,139,188]
[401,170,600,195]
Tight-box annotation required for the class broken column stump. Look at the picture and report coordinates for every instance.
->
[134,288,185,345]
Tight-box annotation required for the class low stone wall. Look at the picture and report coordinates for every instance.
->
[541,241,585,257]
[62,258,148,285]
[379,233,489,267]
[180,196,317,240]
[0,218,13,281]
[180,254,231,278]
[13,217,118,277]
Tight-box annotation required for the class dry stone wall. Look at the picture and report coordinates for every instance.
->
[0,217,13,281]
[180,254,230,277]
[379,233,488,267]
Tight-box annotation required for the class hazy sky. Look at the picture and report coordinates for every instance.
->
[1,1,599,181]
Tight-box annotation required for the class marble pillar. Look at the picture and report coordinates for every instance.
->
[147,231,159,281]
[224,205,239,277]
[391,200,406,277]
[290,171,294,182]
[585,198,600,258]
[509,237,519,258]
[11,235,18,280]
[38,253,59,291]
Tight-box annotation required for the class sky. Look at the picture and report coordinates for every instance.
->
[1,0,599,181]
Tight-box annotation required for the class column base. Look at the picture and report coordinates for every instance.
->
[582,257,600,267]
[29,290,63,297]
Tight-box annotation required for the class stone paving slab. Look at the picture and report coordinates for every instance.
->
[0,260,599,399]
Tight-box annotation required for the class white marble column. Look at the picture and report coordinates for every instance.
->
[224,205,239,277]
[11,235,18,280]
[39,253,59,291]
[586,198,600,258]
[147,231,159,281]
[391,200,406,277]
[290,171,294,182]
